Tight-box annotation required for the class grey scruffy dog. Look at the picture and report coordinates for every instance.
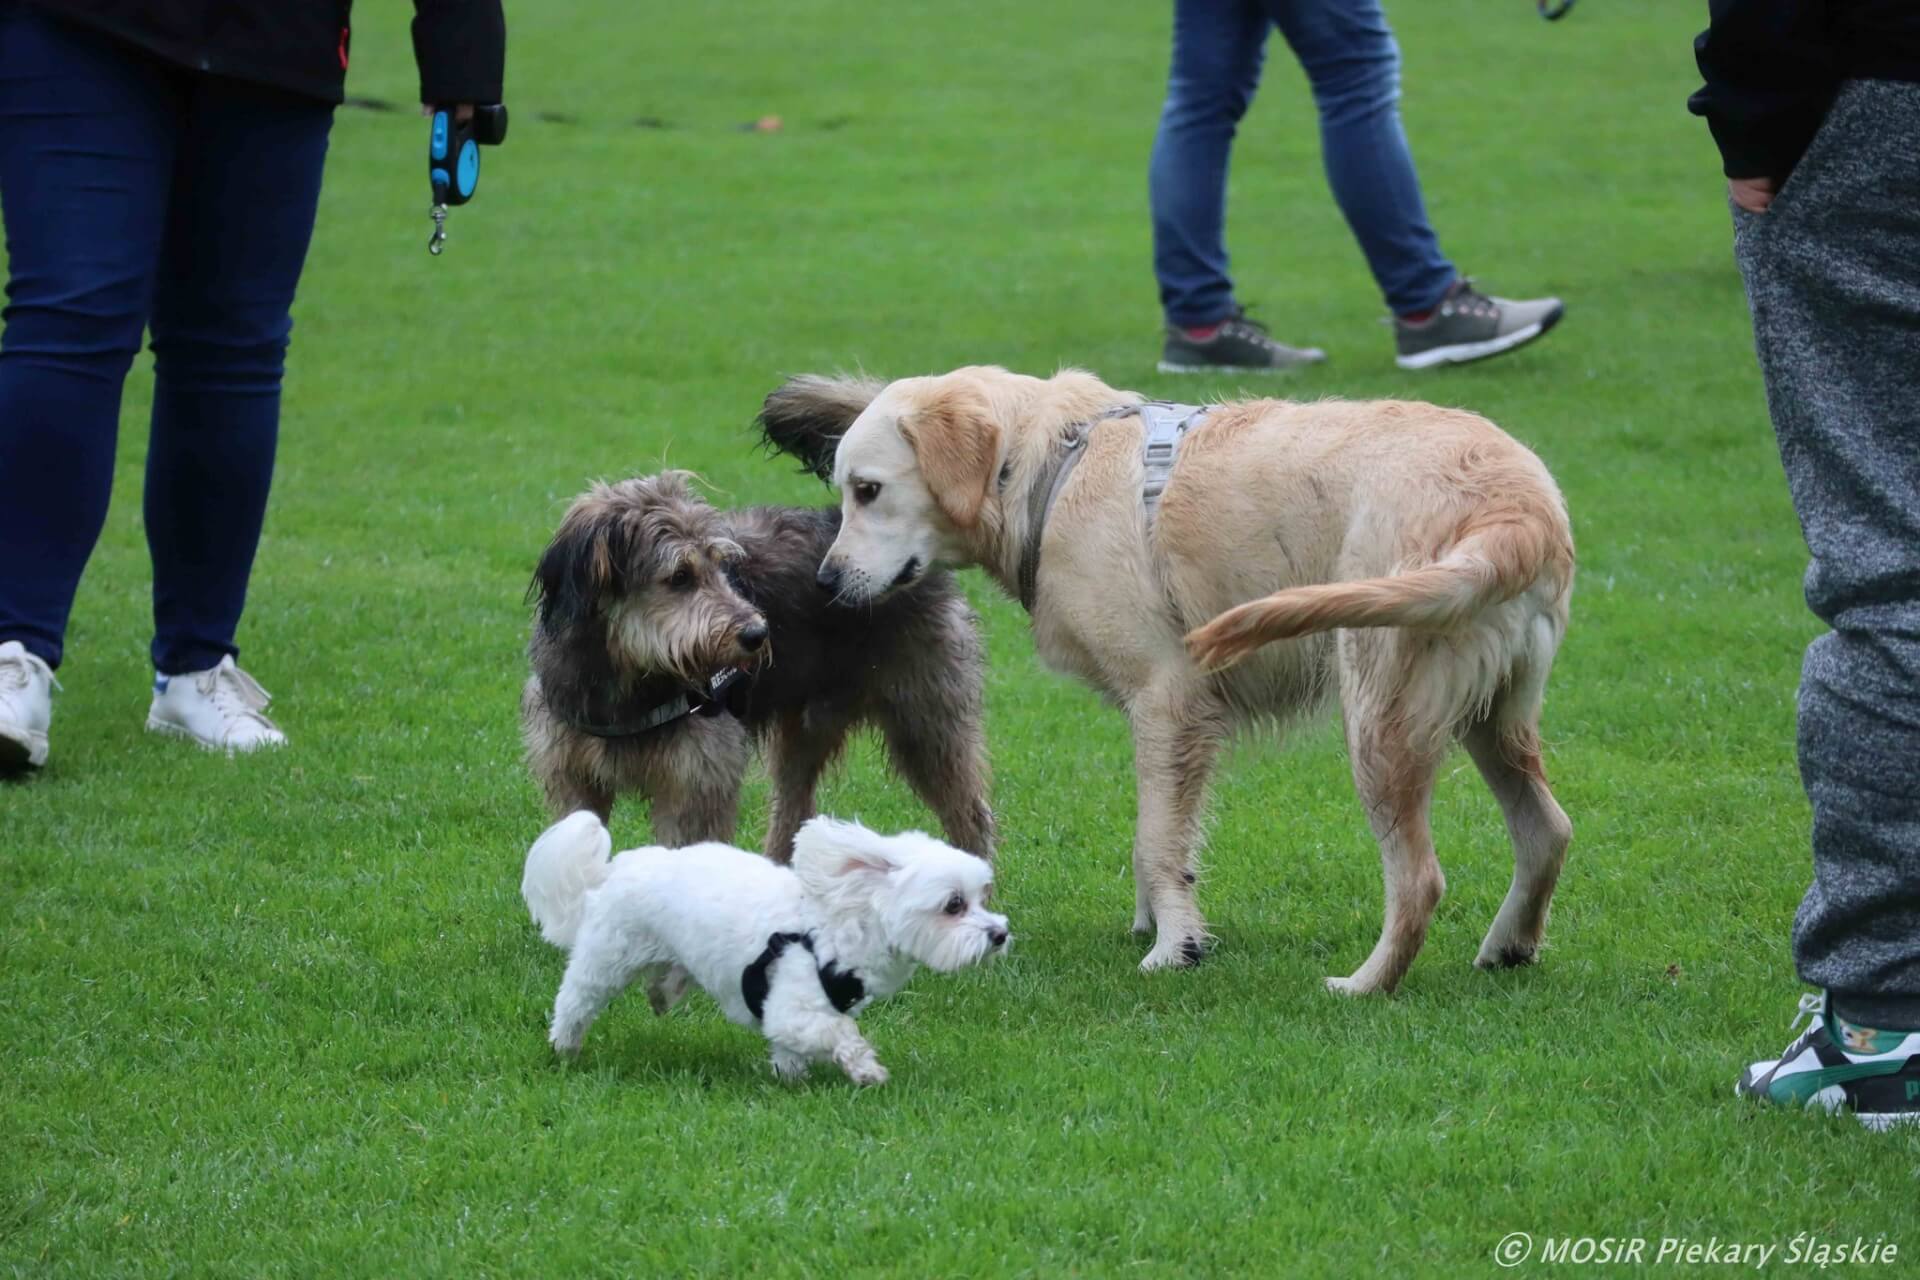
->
[521,468,995,863]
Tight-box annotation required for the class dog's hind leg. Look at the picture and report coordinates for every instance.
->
[1329,640,1449,996]
[762,709,854,864]
[877,702,996,863]
[549,919,667,1055]
[645,964,694,1016]
[1461,714,1571,969]
[1131,675,1228,971]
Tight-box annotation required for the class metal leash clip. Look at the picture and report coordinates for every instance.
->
[425,103,508,257]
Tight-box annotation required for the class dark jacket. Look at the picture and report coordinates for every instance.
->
[26,0,505,106]
[1690,1,1920,180]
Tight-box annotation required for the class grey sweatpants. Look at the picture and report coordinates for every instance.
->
[1733,79,1920,1028]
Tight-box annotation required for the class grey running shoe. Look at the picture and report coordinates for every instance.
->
[1159,307,1326,374]
[1393,279,1563,370]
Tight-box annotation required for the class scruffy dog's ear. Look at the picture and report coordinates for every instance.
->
[756,374,887,483]
[529,491,628,631]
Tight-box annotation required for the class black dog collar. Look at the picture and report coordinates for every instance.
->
[741,930,867,1021]
[568,666,750,740]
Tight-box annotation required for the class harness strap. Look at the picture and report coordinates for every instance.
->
[740,930,867,1021]
[1016,434,1088,612]
[1012,401,1211,614]
[1138,401,1211,527]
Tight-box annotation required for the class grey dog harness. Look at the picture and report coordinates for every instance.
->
[1014,401,1213,612]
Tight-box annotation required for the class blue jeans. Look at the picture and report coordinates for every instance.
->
[0,2,333,674]
[1149,0,1455,326]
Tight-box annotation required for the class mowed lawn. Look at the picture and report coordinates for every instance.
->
[6,0,1912,1274]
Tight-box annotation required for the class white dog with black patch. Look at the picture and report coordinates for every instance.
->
[522,811,1008,1085]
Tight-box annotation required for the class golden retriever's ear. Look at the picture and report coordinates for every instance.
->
[900,393,1002,530]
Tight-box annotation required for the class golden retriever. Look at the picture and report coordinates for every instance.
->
[759,366,1573,995]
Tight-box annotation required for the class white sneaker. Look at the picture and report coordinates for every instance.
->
[146,655,287,754]
[0,639,55,770]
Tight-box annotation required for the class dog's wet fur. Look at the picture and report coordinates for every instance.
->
[522,470,995,863]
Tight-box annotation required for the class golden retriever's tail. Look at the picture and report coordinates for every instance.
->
[1184,508,1571,672]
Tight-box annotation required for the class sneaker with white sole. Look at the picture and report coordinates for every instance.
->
[1393,278,1563,370]
[146,655,287,754]
[1737,991,1920,1131]
[1159,307,1328,374]
[0,639,55,770]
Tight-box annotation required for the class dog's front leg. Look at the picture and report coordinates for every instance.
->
[1130,678,1226,972]
[650,719,750,849]
[763,1002,888,1087]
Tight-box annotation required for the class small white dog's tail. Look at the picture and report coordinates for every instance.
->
[521,811,613,951]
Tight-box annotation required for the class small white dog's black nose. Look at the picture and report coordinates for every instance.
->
[989,926,1008,947]
[815,562,841,592]
[739,622,768,651]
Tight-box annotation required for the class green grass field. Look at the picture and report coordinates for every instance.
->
[6,1,1914,1274]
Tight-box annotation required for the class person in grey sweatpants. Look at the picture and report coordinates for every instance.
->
[1696,29,1920,1123]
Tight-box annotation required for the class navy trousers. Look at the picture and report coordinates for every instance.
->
[0,2,333,674]
[1149,0,1455,326]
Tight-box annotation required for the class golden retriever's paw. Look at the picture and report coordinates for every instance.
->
[1140,933,1210,972]
[1324,974,1394,998]
[1473,942,1542,970]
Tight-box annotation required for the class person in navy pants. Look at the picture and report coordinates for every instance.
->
[0,0,504,768]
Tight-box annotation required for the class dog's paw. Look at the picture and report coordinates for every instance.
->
[1473,943,1540,970]
[1130,910,1154,936]
[1323,974,1395,998]
[844,1058,890,1088]
[770,1049,811,1081]
[1139,934,1209,972]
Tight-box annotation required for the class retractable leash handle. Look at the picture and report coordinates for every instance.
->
[427,103,509,255]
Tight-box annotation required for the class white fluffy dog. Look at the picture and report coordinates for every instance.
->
[522,811,1009,1085]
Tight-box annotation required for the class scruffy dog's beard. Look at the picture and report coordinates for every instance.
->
[608,592,766,691]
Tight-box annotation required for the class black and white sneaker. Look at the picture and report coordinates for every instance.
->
[1392,278,1563,370]
[1736,992,1920,1131]
[1159,307,1326,374]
